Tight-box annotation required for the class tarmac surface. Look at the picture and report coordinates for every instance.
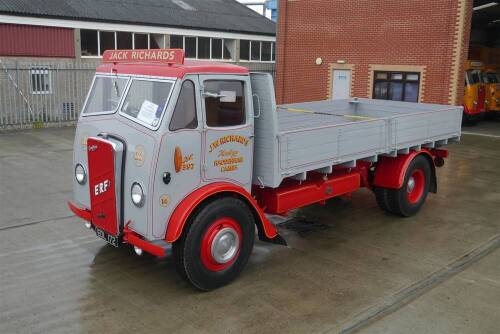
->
[0,122,499,334]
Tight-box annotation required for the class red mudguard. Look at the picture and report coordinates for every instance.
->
[165,182,279,244]
[373,150,441,189]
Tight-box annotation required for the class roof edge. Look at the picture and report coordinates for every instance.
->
[0,12,276,37]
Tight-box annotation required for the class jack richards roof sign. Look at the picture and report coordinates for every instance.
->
[102,49,185,65]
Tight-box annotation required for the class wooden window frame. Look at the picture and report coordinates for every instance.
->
[372,71,420,102]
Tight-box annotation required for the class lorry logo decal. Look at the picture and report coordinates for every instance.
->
[208,135,249,173]
[88,145,98,152]
[160,195,170,207]
[174,147,195,173]
[134,145,145,167]
[94,180,110,196]
[214,149,244,172]
[208,135,249,153]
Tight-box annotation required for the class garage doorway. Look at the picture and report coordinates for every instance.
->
[331,69,351,99]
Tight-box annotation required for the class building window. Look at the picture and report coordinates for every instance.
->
[251,41,260,61]
[99,31,115,55]
[117,32,133,49]
[81,29,98,56]
[224,39,234,60]
[185,37,197,58]
[373,71,420,102]
[134,33,149,49]
[174,36,236,60]
[79,29,268,63]
[240,40,275,62]
[240,40,250,61]
[197,37,210,59]
[150,34,165,49]
[170,35,184,49]
[261,41,272,61]
[30,67,51,95]
[211,38,223,59]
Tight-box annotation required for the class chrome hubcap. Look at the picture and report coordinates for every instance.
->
[211,227,239,264]
[407,177,416,193]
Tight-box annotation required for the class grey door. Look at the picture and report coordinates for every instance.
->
[153,76,202,238]
[200,75,254,190]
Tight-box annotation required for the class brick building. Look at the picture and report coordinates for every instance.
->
[275,0,474,106]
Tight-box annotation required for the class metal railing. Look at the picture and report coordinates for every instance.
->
[0,61,95,129]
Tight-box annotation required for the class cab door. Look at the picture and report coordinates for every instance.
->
[200,75,254,191]
[153,76,202,238]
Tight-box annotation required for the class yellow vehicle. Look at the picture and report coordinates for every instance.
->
[463,60,486,123]
[483,66,500,114]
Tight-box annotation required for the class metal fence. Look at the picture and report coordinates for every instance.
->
[0,60,95,129]
[0,60,276,130]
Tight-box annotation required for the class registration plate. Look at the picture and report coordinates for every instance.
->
[95,227,120,247]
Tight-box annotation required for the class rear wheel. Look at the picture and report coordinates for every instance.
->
[375,155,431,217]
[173,197,255,291]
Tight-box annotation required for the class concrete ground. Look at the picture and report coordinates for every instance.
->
[0,122,499,334]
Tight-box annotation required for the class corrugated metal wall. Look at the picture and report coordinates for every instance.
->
[0,24,75,58]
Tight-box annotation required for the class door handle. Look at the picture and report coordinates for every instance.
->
[163,172,171,185]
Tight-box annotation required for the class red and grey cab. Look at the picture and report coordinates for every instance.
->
[69,49,462,290]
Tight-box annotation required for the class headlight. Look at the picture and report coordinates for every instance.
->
[75,164,86,185]
[131,182,145,207]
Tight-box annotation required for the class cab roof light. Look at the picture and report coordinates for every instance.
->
[102,49,185,65]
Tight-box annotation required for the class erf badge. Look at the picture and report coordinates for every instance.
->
[160,195,170,207]
[134,145,145,167]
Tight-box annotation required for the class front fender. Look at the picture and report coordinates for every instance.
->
[165,182,283,244]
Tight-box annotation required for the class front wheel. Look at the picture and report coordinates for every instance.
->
[173,197,255,291]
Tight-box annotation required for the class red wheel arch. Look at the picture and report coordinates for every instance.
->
[373,150,437,192]
[165,182,279,244]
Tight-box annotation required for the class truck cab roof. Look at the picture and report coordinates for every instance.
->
[96,60,249,79]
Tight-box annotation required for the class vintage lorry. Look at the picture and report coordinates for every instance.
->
[69,49,462,290]
[463,60,486,123]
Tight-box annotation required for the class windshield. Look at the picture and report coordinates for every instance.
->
[120,79,174,128]
[83,76,128,114]
[487,72,499,83]
[466,70,482,85]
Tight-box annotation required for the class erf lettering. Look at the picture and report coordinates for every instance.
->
[94,180,110,196]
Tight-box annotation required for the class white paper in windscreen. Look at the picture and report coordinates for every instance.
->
[137,100,159,125]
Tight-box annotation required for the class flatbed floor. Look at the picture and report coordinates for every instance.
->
[250,73,462,188]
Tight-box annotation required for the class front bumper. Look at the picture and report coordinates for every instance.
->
[68,201,169,257]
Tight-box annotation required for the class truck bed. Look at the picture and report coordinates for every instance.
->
[250,73,462,188]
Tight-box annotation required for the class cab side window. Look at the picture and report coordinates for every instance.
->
[169,80,198,131]
[204,80,245,127]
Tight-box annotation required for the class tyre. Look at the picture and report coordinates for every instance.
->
[172,197,255,291]
[385,155,432,217]
[462,112,483,125]
[373,187,393,213]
